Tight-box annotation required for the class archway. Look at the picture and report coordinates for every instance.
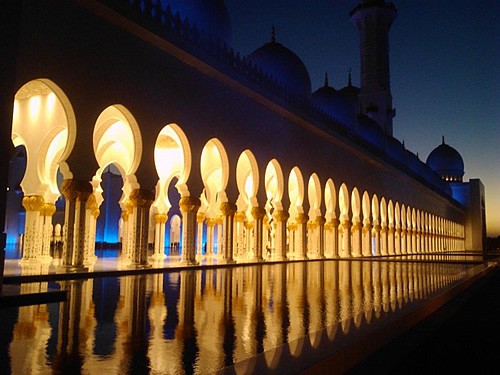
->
[200,138,229,259]
[338,183,350,258]
[324,179,338,258]
[351,188,361,257]
[288,167,305,259]
[93,105,142,264]
[11,79,75,262]
[361,191,371,256]
[235,150,259,260]
[153,123,191,260]
[307,174,323,258]
[264,159,285,260]
[379,197,387,256]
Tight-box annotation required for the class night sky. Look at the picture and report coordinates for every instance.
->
[225,0,499,236]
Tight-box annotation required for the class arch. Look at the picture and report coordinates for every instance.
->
[200,138,230,217]
[307,173,322,218]
[387,200,394,227]
[339,183,350,221]
[324,179,337,221]
[93,105,142,207]
[351,188,361,222]
[288,166,305,217]
[154,123,192,213]
[236,149,259,212]
[264,159,284,211]
[12,79,76,203]
[363,192,371,225]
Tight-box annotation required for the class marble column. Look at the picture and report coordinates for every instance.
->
[127,189,155,269]
[388,224,395,255]
[20,195,44,262]
[315,216,326,259]
[120,210,130,260]
[295,213,308,260]
[251,207,266,262]
[60,179,92,272]
[234,211,246,260]
[362,222,372,257]
[84,195,99,266]
[379,224,387,256]
[339,219,351,258]
[196,212,205,258]
[330,218,339,258]
[179,196,201,265]
[272,210,289,261]
[351,221,362,257]
[219,202,237,264]
[40,203,56,262]
[205,218,216,257]
[152,213,168,260]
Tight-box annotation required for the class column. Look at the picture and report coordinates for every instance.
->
[339,219,351,258]
[205,218,216,257]
[40,203,56,262]
[351,220,362,257]
[60,179,93,272]
[127,189,155,269]
[251,207,266,262]
[362,221,372,257]
[219,202,237,264]
[20,195,44,262]
[233,211,246,260]
[179,196,201,266]
[196,212,205,259]
[152,213,168,260]
[84,195,99,266]
[331,218,339,258]
[272,210,289,261]
[307,219,316,258]
[120,210,130,260]
[387,224,395,255]
[316,216,326,259]
[215,215,223,257]
[324,221,333,258]
[295,213,308,260]
[377,224,385,256]
[244,220,254,259]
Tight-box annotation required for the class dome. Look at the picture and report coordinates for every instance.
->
[426,138,464,182]
[357,115,385,149]
[163,0,232,46]
[312,75,356,127]
[248,37,312,98]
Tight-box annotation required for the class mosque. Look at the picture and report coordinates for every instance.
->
[1,0,486,272]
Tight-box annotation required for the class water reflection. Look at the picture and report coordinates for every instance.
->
[1,260,481,374]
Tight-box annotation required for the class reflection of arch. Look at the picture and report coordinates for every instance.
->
[200,138,229,217]
[236,150,259,212]
[288,166,304,217]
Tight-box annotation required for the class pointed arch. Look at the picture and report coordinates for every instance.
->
[236,149,259,212]
[288,166,305,217]
[307,173,322,218]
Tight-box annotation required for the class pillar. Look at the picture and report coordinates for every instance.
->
[233,211,246,260]
[316,216,326,259]
[387,224,395,255]
[379,224,386,256]
[244,220,254,259]
[20,195,44,262]
[120,210,130,260]
[84,195,99,266]
[215,215,223,257]
[362,222,372,257]
[127,189,155,269]
[205,218,216,257]
[60,179,93,272]
[152,213,168,260]
[339,219,351,258]
[219,202,237,264]
[251,207,266,261]
[295,213,308,260]
[330,218,339,258]
[40,203,56,262]
[351,221,362,257]
[196,212,205,258]
[179,196,201,266]
[272,210,289,261]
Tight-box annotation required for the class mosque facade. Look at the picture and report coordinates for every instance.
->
[0,0,486,273]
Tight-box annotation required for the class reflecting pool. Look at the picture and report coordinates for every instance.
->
[0,260,485,374]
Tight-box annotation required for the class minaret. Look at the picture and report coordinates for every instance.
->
[351,0,397,136]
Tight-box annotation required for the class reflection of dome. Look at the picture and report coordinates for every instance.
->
[312,75,356,127]
[248,35,311,97]
[163,0,232,45]
[426,138,464,182]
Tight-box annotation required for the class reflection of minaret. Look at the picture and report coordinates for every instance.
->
[351,0,397,136]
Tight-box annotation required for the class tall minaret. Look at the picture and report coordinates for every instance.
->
[351,0,397,136]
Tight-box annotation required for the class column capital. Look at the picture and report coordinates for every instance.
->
[205,218,217,227]
[61,179,92,201]
[155,213,168,224]
[22,195,45,211]
[220,202,237,216]
[215,215,224,225]
[314,216,326,225]
[296,213,309,224]
[244,221,254,230]
[287,223,297,231]
[41,203,56,216]
[273,210,289,222]
[362,223,372,233]
[179,196,201,213]
[121,210,129,221]
[234,211,246,222]
[129,189,155,208]
[196,212,205,223]
[251,206,266,220]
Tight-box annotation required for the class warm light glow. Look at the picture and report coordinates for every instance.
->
[28,96,41,119]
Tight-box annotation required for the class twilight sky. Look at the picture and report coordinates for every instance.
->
[224,0,499,236]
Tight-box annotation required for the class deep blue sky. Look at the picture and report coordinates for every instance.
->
[225,0,499,236]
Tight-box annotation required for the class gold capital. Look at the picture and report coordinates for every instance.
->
[155,213,168,224]
[22,195,45,211]
[129,189,155,208]
[220,202,237,216]
[273,210,289,222]
[314,216,326,225]
[251,206,266,220]
[179,196,201,213]
[197,212,206,223]
[295,213,309,224]
[234,211,247,222]
[40,203,56,216]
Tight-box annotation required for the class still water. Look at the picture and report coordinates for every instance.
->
[0,260,483,374]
